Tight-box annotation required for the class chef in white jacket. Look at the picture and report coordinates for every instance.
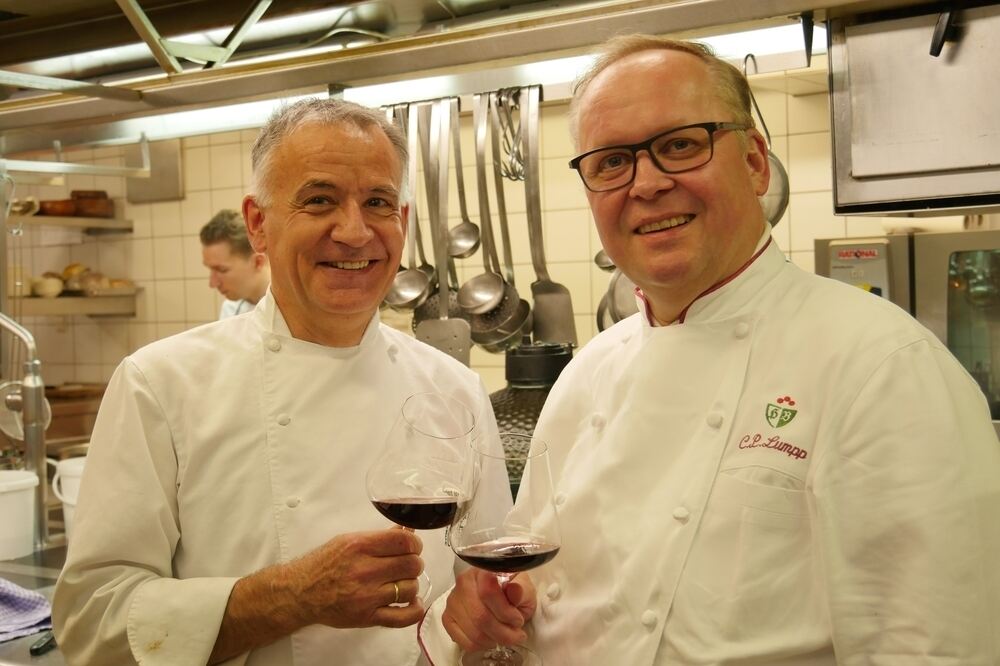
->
[52,98,505,666]
[425,35,1000,664]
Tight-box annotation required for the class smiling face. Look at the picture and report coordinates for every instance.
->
[244,121,405,346]
[575,49,769,322]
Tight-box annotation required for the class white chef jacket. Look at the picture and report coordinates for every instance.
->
[422,233,1000,665]
[219,298,254,319]
[52,291,504,666]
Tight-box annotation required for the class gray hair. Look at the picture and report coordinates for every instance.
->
[199,209,253,257]
[569,35,755,148]
[249,97,407,207]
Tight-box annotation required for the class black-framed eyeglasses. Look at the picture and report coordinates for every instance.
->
[568,121,750,192]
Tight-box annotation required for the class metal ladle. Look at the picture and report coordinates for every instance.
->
[458,92,506,315]
[594,249,615,272]
[413,211,437,287]
[383,103,431,311]
[399,104,437,287]
[469,90,531,354]
[445,97,481,259]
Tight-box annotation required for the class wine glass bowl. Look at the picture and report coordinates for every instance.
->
[450,433,560,666]
[366,391,477,527]
[366,392,478,604]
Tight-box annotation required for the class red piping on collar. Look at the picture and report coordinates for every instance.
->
[637,237,773,325]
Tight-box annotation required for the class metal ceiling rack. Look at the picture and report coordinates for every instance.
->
[0,70,142,103]
[0,134,151,179]
[0,0,274,106]
[0,0,913,139]
[115,0,274,73]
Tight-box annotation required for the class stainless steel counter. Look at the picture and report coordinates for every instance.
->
[0,547,66,666]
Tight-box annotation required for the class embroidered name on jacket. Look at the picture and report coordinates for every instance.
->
[738,433,808,460]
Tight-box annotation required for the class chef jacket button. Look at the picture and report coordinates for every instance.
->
[554,492,567,507]
[641,610,658,629]
[706,412,724,429]
[286,497,300,508]
[591,413,606,431]
[672,506,690,523]
[734,322,750,339]
[266,337,281,352]
[546,583,561,600]
[386,344,398,360]
[620,335,631,345]
[277,414,291,426]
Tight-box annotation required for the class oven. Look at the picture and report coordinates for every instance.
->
[816,228,1000,438]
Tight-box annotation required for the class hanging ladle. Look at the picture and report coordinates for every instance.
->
[458,92,506,314]
[445,97,481,259]
[594,249,615,272]
[413,211,437,287]
[383,103,431,311]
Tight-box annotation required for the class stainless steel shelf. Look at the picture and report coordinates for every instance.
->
[11,295,137,317]
[8,214,132,234]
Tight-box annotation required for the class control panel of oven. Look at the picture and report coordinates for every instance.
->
[826,239,892,299]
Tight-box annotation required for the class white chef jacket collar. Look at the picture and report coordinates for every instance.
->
[253,288,383,355]
[636,225,781,327]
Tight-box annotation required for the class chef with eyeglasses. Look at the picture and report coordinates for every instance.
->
[421,34,1000,666]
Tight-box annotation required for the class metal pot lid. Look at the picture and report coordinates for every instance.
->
[596,292,615,332]
[760,151,789,227]
[607,268,640,323]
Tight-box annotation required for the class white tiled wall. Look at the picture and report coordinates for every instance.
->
[3,87,962,393]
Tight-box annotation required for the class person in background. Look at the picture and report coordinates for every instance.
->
[52,98,505,666]
[200,208,271,318]
[425,35,1000,664]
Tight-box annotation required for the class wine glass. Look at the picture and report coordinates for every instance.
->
[450,432,561,666]
[366,392,477,603]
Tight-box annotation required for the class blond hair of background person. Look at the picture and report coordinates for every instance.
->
[423,34,1000,665]
[52,98,508,666]
[200,209,271,318]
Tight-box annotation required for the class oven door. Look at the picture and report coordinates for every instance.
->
[914,229,1000,438]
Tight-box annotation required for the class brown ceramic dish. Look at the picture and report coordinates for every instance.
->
[38,200,77,216]
[74,198,115,218]
[70,190,108,200]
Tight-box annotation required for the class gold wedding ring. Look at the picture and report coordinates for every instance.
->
[392,581,400,605]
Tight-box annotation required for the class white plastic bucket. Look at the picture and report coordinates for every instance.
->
[50,457,86,541]
[0,470,38,560]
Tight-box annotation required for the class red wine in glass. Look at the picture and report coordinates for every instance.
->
[454,540,559,573]
[372,497,460,531]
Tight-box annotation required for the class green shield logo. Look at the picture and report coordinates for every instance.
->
[766,403,797,428]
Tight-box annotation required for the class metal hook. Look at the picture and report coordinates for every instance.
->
[1,172,16,222]
[742,53,772,148]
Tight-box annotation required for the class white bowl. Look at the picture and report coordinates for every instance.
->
[32,276,64,299]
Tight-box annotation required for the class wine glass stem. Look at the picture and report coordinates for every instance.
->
[486,573,517,662]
